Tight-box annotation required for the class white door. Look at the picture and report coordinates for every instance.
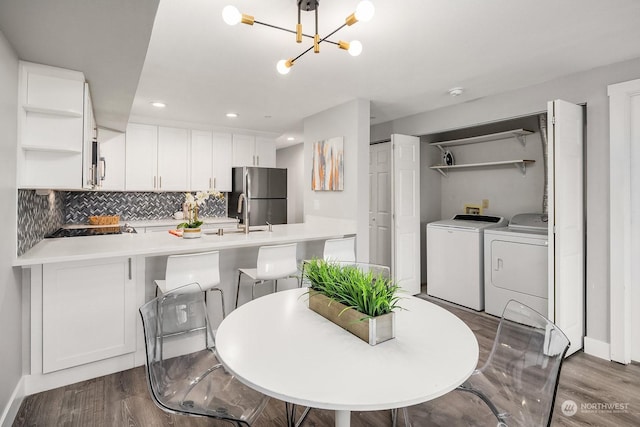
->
[125,123,157,190]
[608,78,640,364]
[369,142,392,267]
[191,130,214,190]
[392,134,421,295]
[157,126,189,191]
[212,132,233,192]
[548,100,584,356]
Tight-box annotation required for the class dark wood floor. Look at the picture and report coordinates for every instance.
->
[14,296,640,426]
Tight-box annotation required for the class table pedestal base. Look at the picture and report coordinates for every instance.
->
[335,409,351,427]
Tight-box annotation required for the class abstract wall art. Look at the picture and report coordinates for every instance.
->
[311,136,344,191]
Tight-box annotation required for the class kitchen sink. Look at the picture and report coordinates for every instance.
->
[202,227,267,235]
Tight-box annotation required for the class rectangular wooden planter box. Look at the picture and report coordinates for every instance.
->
[308,291,395,345]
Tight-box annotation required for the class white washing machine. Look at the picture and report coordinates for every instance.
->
[427,215,506,311]
[484,213,549,317]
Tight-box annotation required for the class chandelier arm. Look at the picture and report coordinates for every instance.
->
[321,23,348,42]
[291,44,316,63]
[253,20,339,45]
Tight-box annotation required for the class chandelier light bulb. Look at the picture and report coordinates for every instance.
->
[222,5,241,25]
[348,40,363,56]
[276,59,292,75]
[355,0,375,22]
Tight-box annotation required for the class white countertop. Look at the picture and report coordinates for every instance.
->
[124,217,239,228]
[14,219,356,267]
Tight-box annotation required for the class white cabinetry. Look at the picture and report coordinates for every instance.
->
[97,127,126,190]
[157,126,189,190]
[18,61,88,189]
[125,123,157,190]
[82,83,96,189]
[191,130,232,191]
[41,257,137,373]
[125,124,189,191]
[232,134,276,167]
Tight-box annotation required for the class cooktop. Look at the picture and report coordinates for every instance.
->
[45,225,137,238]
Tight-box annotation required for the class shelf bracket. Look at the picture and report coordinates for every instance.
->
[514,162,527,176]
[435,168,448,177]
[434,145,445,154]
[515,134,527,147]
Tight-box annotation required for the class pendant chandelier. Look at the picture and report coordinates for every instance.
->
[222,1,375,74]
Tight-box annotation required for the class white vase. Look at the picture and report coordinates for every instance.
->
[182,228,202,239]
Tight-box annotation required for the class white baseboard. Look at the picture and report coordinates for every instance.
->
[584,336,611,361]
[1,376,25,427]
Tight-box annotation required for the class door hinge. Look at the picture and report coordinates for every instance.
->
[551,116,556,125]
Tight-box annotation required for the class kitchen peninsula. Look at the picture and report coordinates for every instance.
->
[15,218,356,395]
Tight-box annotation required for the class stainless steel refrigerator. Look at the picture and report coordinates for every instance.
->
[231,167,287,225]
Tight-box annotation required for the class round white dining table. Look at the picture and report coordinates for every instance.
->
[215,288,479,427]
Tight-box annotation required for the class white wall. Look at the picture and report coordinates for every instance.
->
[304,99,370,261]
[372,56,640,345]
[276,143,304,224]
[0,29,21,423]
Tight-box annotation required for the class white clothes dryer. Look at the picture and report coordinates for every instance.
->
[484,213,549,317]
[427,215,506,311]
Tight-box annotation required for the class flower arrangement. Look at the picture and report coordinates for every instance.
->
[177,190,224,229]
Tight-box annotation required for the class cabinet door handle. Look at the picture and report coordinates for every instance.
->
[128,258,132,280]
[256,155,259,166]
[209,177,212,189]
[159,176,162,189]
[153,176,157,189]
[214,177,216,189]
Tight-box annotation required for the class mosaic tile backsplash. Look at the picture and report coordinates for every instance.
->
[18,190,65,256]
[63,191,227,223]
[17,190,228,255]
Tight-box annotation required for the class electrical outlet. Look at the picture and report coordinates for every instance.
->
[482,199,489,209]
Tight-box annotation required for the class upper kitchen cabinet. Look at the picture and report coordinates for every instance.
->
[190,130,232,192]
[17,61,91,189]
[125,124,189,191]
[82,83,97,189]
[97,127,126,191]
[232,134,276,167]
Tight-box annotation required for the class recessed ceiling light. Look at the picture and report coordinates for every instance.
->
[226,112,239,118]
[150,101,166,108]
[448,87,464,97]
[287,137,295,141]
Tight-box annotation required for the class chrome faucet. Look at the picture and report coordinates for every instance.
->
[237,193,249,234]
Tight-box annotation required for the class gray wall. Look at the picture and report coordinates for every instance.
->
[372,55,640,345]
[304,99,370,261]
[0,29,21,422]
[276,143,304,224]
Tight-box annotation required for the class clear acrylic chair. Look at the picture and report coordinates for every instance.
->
[139,282,269,426]
[154,250,226,318]
[323,236,356,262]
[235,243,299,308]
[395,299,570,427]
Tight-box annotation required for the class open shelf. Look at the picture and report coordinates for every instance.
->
[430,159,535,177]
[22,145,82,154]
[430,128,534,150]
[23,104,83,118]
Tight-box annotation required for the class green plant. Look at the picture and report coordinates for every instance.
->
[303,259,402,318]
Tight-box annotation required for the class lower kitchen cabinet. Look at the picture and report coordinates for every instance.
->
[41,257,137,373]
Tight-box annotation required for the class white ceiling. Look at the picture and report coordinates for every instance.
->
[2,0,640,147]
